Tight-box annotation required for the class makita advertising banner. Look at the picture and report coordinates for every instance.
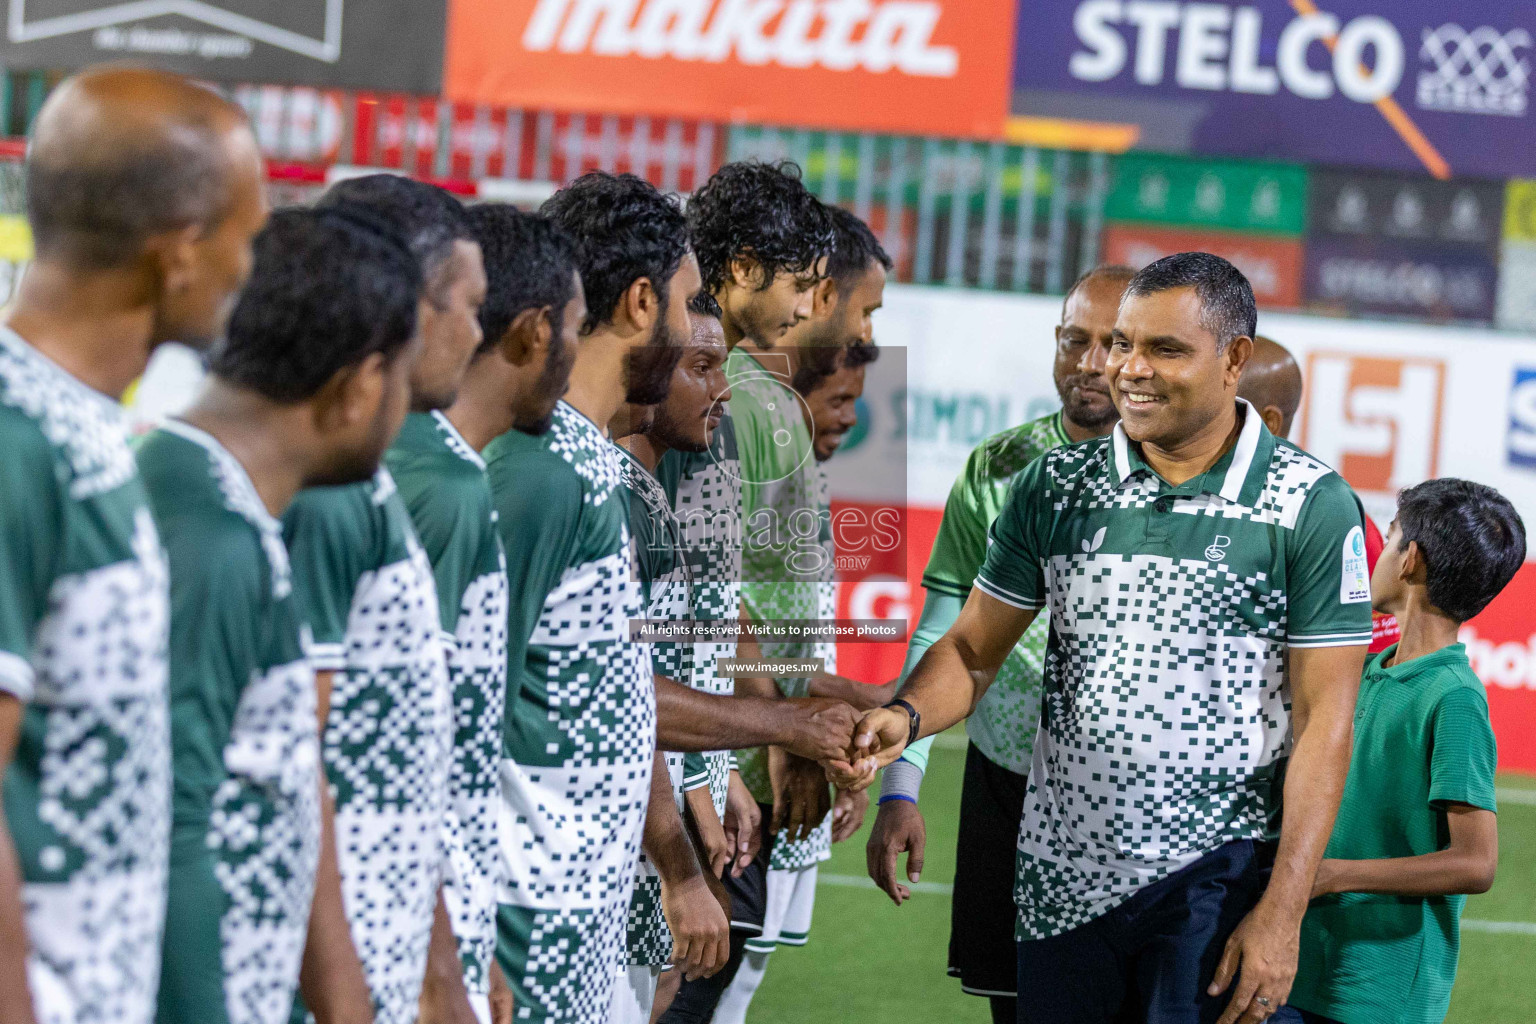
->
[443,0,1017,137]
[1013,0,1536,179]
[0,1,447,92]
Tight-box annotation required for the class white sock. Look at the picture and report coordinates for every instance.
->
[713,950,771,1024]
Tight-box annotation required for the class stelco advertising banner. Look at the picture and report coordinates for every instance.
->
[0,0,448,92]
[443,0,1017,137]
[1012,0,1536,180]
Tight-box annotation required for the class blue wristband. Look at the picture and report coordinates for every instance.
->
[878,793,918,807]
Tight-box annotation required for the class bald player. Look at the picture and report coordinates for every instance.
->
[1239,335,1400,654]
[0,66,267,1024]
[1238,336,1304,438]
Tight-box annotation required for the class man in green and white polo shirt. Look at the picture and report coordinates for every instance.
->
[488,172,700,1024]
[0,69,267,1024]
[285,176,485,1024]
[848,253,1372,1024]
[866,265,1133,1024]
[145,207,418,1024]
[388,202,587,1024]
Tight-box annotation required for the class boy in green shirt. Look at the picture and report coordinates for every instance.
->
[1281,478,1524,1024]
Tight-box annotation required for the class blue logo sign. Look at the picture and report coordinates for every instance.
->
[1508,367,1536,468]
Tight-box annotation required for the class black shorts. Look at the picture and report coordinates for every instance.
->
[948,742,1029,998]
[722,801,774,933]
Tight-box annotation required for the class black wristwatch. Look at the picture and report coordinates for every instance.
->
[883,698,921,748]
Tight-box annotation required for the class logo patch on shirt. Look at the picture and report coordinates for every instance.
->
[1341,525,1371,603]
[1204,535,1232,561]
[1081,526,1106,553]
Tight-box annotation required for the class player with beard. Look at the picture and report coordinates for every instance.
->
[143,207,419,1024]
[649,163,835,917]
[445,207,585,448]
[864,265,1133,1024]
[284,177,485,1024]
[485,172,698,1024]
[690,208,890,1024]
[608,292,735,1024]
[0,67,267,1024]
[386,203,582,1024]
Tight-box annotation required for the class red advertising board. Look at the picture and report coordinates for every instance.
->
[1103,224,1305,309]
[443,0,1016,138]
[1462,564,1536,773]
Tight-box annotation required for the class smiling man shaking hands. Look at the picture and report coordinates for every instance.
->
[840,252,1373,1024]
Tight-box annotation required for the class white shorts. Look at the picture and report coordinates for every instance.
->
[743,864,818,954]
[606,964,661,1024]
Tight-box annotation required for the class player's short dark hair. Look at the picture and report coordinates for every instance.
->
[687,161,834,294]
[541,172,689,334]
[27,113,232,270]
[317,174,473,304]
[688,290,723,319]
[208,205,420,403]
[843,341,880,368]
[1122,252,1256,352]
[1062,264,1136,319]
[467,204,578,356]
[1395,478,1526,621]
[825,205,891,285]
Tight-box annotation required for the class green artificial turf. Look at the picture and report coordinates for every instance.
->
[750,731,1536,1023]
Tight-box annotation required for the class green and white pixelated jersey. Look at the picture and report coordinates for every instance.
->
[975,402,1373,940]
[618,444,724,967]
[916,412,1070,775]
[486,403,655,1024]
[0,327,170,1024]
[139,422,321,1024]
[283,470,453,1024]
[655,411,741,815]
[385,412,509,998]
[729,349,831,871]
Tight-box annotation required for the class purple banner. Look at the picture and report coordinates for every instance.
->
[1304,235,1499,322]
[1013,0,1535,179]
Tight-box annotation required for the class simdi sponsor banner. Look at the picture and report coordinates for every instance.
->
[1102,223,1303,307]
[0,1,448,92]
[442,0,1016,137]
[1012,0,1536,179]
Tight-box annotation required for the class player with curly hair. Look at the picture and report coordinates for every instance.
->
[685,160,835,353]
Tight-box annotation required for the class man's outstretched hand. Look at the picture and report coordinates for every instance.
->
[826,706,912,791]
[780,697,861,763]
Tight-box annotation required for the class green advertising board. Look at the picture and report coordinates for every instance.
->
[1104,153,1308,237]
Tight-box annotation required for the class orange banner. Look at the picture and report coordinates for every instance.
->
[443,0,1016,138]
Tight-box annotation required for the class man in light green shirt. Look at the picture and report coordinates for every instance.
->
[866,265,1132,1024]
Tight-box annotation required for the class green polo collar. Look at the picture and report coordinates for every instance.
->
[1370,643,1468,681]
[1109,399,1276,508]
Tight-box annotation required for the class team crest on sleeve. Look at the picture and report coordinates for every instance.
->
[1341,525,1371,604]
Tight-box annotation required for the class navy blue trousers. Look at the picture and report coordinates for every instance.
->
[1017,839,1275,1024]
